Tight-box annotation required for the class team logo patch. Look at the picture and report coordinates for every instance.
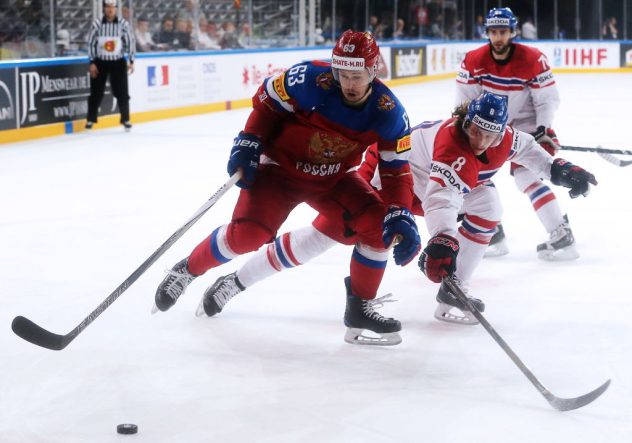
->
[486,17,511,27]
[273,73,290,101]
[472,114,503,133]
[377,94,396,111]
[315,72,334,90]
[103,40,116,52]
[396,135,411,153]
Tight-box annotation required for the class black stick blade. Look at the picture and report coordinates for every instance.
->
[544,379,611,411]
[11,316,68,351]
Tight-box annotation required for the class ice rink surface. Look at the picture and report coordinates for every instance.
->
[1,73,631,442]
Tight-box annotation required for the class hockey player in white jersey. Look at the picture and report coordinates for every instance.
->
[456,7,576,261]
[194,92,597,328]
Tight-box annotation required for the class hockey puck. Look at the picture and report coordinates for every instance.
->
[117,424,138,435]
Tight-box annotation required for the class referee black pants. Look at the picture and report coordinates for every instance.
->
[87,59,130,124]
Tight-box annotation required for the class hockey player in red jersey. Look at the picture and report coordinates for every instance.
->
[196,92,597,327]
[154,30,421,346]
[456,7,576,261]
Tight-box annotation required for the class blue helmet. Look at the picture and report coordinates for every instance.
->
[485,7,518,32]
[465,92,508,134]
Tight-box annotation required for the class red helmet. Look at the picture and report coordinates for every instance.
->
[331,30,380,81]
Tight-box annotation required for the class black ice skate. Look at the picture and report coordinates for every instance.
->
[122,121,132,132]
[195,272,245,317]
[537,215,578,261]
[343,277,401,346]
[153,258,196,313]
[484,223,509,258]
[434,278,485,325]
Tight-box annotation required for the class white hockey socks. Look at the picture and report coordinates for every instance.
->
[237,225,338,288]
[513,167,565,233]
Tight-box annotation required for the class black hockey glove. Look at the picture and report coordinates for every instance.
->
[418,234,459,283]
[550,158,598,198]
[383,207,421,266]
[531,126,560,155]
[227,132,263,189]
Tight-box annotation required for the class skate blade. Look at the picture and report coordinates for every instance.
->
[434,303,479,325]
[344,328,402,346]
[195,298,207,317]
[537,245,579,262]
[484,240,509,258]
[150,304,160,315]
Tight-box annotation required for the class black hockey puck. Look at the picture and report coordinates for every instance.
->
[117,424,138,435]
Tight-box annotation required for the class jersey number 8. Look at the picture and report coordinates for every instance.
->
[451,157,466,172]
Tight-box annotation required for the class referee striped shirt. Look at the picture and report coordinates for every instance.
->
[87,16,135,63]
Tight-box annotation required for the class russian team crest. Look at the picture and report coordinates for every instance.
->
[308,132,358,163]
[377,94,396,111]
[315,72,334,90]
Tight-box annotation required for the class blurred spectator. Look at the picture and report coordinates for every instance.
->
[197,17,220,49]
[219,22,242,49]
[602,17,618,40]
[522,17,537,40]
[314,27,325,45]
[474,15,485,39]
[393,18,405,39]
[238,22,251,48]
[55,29,70,56]
[173,18,192,50]
[450,18,464,40]
[136,16,160,52]
[177,0,198,23]
[121,6,131,22]
[429,15,444,38]
[416,1,429,36]
[367,16,379,34]
[155,17,175,49]
[177,0,200,49]
[208,21,222,40]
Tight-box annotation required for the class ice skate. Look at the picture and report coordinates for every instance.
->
[85,121,94,130]
[343,277,401,346]
[122,121,132,132]
[537,216,579,261]
[195,272,245,317]
[484,224,509,258]
[434,278,485,325]
[153,258,196,313]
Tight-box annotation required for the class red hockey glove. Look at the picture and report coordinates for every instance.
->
[418,234,459,283]
[531,126,560,155]
[550,158,598,198]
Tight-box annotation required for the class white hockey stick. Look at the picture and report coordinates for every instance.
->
[442,277,611,411]
[596,152,632,167]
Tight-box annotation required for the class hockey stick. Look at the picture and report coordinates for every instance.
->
[442,277,611,411]
[11,173,241,351]
[560,145,632,156]
[596,152,632,167]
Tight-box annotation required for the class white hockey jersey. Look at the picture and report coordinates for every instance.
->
[455,43,560,133]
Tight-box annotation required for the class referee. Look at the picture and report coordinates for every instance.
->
[86,0,135,131]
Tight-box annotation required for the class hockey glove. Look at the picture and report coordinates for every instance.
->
[550,158,598,198]
[382,207,421,266]
[531,126,560,155]
[418,234,459,283]
[227,132,263,189]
